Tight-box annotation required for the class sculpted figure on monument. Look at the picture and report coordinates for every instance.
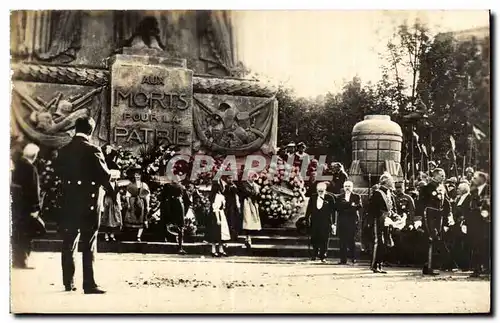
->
[194,96,275,155]
[114,13,165,52]
[11,10,82,63]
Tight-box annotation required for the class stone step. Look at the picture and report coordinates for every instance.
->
[40,230,345,248]
[31,239,364,259]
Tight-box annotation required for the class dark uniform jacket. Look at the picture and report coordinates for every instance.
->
[394,192,416,226]
[417,180,452,238]
[367,187,396,224]
[336,192,362,227]
[11,157,41,225]
[54,135,111,230]
[305,193,336,244]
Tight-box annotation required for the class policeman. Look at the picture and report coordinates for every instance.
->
[55,117,111,294]
[417,168,454,275]
[393,181,416,265]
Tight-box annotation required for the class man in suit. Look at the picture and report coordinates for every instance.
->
[305,182,336,262]
[11,143,43,269]
[335,180,362,264]
[417,168,454,275]
[450,182,472,271]
[368,173,397,274]
[54,117,110,294]
[468,171,490,277]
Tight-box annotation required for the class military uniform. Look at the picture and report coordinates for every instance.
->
[417,180,453,275]
[393,190,415,265]
[367,186,396,273]
[55,134,110,291]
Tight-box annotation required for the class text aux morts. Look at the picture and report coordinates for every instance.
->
[112,75,192,145]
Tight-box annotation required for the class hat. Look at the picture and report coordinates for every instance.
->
[465,167,474,173]
[286,142,296,148]
[446,177,458,184]
[428,161,437,167]
[297,142,307,148]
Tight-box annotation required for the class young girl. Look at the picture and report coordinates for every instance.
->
[123,168,150,242]
[205,182,230,257]
[240,172,261,248]
[99,170,122,241]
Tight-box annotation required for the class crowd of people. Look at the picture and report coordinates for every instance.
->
[10,117,490,294]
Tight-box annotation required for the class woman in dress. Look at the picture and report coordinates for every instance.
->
[123,168,150,242]
[205,182,230,257]
[99,170,122,241]
[240,172,261,248]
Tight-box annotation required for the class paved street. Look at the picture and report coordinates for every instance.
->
[11,252,490,314]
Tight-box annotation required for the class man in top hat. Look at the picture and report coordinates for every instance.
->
[54,116,110,294]
[417,168,454,275]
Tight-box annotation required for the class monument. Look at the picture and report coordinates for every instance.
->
[10,11,278,159]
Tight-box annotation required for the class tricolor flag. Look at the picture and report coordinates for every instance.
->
[472,125,486,141]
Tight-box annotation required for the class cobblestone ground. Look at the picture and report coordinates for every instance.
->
[11,252,490,314]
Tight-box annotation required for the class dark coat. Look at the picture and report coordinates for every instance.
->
[417,181,452,238]
[336,192,362,228]
[305,193,336,244]
[467,184,490,237]
[394,192,416,225]
[453,193,472,224]
[11,157,41,232]
[160,182,190,226]
[54,135,111,230]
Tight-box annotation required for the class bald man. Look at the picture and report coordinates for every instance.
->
[11,143,43,269]
[305,182,336,262]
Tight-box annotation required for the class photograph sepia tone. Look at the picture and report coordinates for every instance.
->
[9,9,491,314]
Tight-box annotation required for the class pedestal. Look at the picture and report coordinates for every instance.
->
[109,49,193,155]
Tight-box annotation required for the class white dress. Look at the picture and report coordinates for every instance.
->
[213,193,231,241]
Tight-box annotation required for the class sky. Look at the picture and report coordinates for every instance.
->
[233,10,490,98]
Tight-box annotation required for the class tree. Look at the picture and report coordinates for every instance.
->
[417,33,490,172]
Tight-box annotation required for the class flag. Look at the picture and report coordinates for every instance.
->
[421,144,428,157]
[412,131,421,153]
[472,125,486,141]
[412,131,419,143]
[431,146,435,153]
[449,135,456,151]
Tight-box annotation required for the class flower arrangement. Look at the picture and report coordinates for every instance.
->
[256,160,307,222]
